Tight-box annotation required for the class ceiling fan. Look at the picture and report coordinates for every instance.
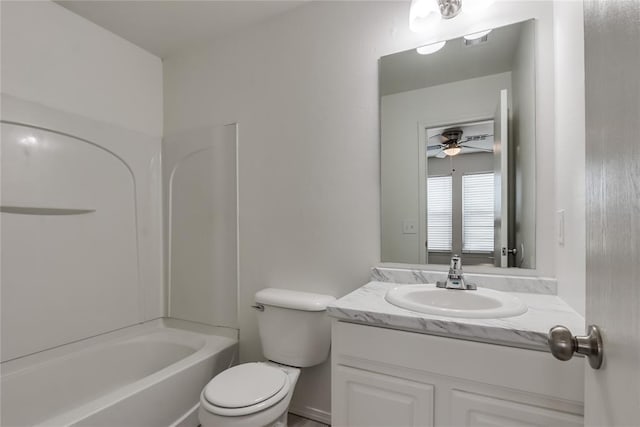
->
[428,127,493,158]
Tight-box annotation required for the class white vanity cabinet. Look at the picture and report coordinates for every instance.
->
[331,321,584,427]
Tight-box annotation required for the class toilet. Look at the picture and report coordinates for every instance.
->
[199,288,335,427]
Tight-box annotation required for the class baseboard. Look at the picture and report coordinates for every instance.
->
[289,405,331,425]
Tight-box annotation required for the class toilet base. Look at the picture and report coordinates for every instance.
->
[198,406,288,427]
[199,362,300,427]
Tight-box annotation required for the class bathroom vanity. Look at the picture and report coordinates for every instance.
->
[328,278,585,427]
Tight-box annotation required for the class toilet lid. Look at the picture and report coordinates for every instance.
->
[203,363,287,409]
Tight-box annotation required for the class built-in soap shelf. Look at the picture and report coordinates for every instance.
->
[0,205,96,215]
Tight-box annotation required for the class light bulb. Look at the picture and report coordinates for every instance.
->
[409,0,439,33]
[443,146,462,156]
[416,41,446,55]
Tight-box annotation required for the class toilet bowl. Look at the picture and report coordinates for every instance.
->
[198,288,335,427]
[199,362,300,427]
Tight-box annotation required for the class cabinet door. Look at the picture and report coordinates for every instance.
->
[333,365,434,427]
[449,390,583,427]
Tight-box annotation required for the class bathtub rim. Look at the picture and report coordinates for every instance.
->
[1,317,236,375]
[1,318,238,427]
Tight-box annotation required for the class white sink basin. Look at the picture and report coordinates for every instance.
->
[385,284,528,319]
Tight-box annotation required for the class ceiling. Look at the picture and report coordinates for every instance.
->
[55,0,306,58]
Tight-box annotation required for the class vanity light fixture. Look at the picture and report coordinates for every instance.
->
[416,40,446,55]
[409,0,440,32]
[410,0,495,33]
[463,29,492,46]
[464,29,492,40]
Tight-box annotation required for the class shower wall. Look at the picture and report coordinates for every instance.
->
[0,1,163,361]
[163,124,238,330]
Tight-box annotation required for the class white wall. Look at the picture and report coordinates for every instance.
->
[164,0,565,420]
[0,0,164,359]
[163,2,406,421]
[0,0,163,138]
[553,1,586,315]
[381,72,512,264]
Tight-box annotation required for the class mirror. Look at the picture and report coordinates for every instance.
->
[380,20,535,268]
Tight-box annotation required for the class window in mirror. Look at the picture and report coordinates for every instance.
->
[462,172,495,254]
[427,175,452,252]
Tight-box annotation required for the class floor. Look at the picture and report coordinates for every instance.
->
[288,413,329,427]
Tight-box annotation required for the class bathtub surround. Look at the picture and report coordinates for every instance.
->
[0,97,163,361]
[163,124,239,329]
[0,0,164,363]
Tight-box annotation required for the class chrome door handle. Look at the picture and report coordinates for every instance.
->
[548,324,603,369]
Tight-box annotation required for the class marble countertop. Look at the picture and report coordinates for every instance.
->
[327,281,585,352]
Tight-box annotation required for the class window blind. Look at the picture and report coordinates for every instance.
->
[462,172,495,252]
[427,175,452,251]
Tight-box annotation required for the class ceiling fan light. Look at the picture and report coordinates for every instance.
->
[417,41,446,55]
[443,146,462,156]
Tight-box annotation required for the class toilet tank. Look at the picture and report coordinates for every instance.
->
[254,288,336,367]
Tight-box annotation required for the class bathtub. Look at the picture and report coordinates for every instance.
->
[1,318,238,427]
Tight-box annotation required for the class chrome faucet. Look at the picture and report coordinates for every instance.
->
[436,255,476,290]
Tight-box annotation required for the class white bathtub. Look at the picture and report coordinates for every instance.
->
[1,318,238,427]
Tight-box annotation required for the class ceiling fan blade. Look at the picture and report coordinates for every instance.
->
[428,133,443,140]
[435,150,447,159]
[427,145,443,151]
[459,134,493,143]
[461,143,493,151]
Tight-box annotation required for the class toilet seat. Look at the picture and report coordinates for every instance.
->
[201,363,290,417]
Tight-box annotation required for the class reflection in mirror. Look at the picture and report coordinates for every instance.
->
[380,20,536,269]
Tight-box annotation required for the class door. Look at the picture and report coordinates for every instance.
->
[493,89,509,267]
[583,1,640,425]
